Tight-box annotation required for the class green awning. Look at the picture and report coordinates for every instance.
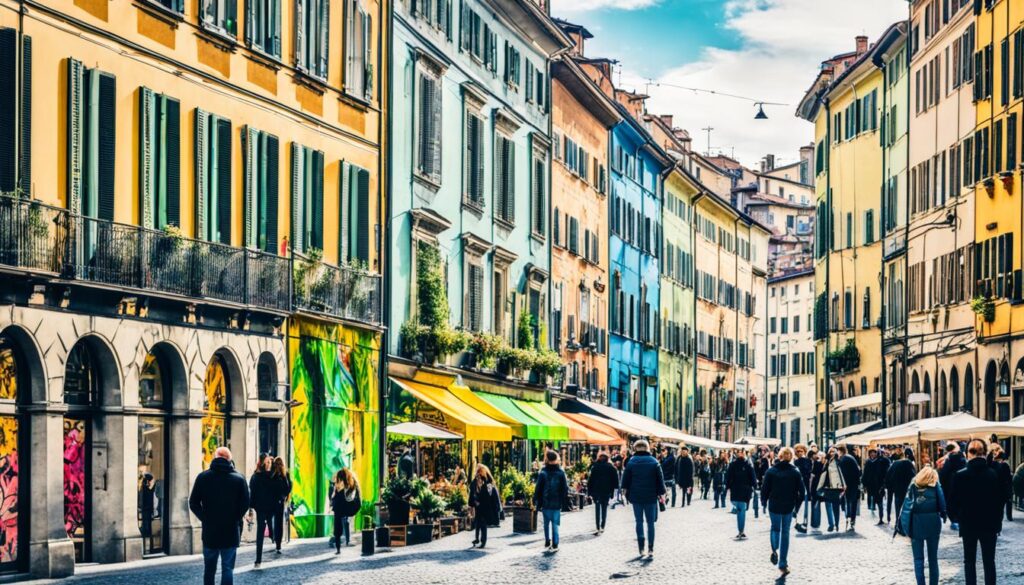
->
[478,393,569,441]
[513,399,573,441]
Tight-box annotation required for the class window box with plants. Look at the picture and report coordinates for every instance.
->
[826,339,860,374]
[497,466,537,533]
[971,294,996,324]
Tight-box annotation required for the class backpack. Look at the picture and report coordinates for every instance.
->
[541,470,565,508]
[896,485,915,538]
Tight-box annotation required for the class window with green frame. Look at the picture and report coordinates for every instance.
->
[67,58,116,222]
[242,126,279,253]
[340,161,370,265]
[194,109,233,244]
[290,143,324,254]
[138,87,180,230]
[246,0,281,57]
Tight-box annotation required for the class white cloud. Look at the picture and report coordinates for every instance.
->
[554,0,659,15]
[622,0,907,167]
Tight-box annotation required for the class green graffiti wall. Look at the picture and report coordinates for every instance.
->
[289,319,380,537]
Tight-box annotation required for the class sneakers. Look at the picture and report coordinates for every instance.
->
[637,539,646,557]
[646,549,653,558]
[795,523,808,534]
[551,545,558,553]
[770,550,778,565]
[780,567,791,576]
[544,539,551,550]
[254,562,262,569]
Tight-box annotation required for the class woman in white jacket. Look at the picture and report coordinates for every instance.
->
[816,447,846,532]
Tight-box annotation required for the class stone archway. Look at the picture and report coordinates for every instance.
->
[950,366,960,412]
[938,371,948,417]
[983,361,999,421]
[964,364,975,414]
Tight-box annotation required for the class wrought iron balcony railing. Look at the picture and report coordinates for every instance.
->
[293,253,382,326]
[0,194,290,313]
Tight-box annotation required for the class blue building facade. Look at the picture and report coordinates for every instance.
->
[607,106,670,418]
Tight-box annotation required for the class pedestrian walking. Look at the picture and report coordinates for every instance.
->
[988,444,1013,522]
[188,447,250,585]
[886,448,917,525]
[809,450,825,529]
[468,464,499,548]
[698,453,712,499]
[248,453,276,567]
[725,448,757,539]
[938,443,966,530]
[755,449,771,516]
[587,451,618,534]
[329,468,361,554]
[269,456,291,553]
[620,439,666,558]
[761,447,804,578]
[661,447,677,507]
[897,466,946,585]
[534,450,569,552]
[862,448,881,513]
[711,452,728,509]
[816,447,845,532]
[1014,460,1024,512]
[675,447,694,508]
[611,450,626,509]
[949,439,1003,585]
[873,448,892,525]
[837,445,862,530]
[793,444,812,532]
[139,473,156,553]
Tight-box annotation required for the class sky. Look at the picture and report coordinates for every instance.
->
[552,0,909,168]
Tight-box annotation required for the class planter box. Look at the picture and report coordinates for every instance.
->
[406,523,435,545]
[375,526,391,548]
[439,517,460,536]
[387,525,407,547]
[509,506,537,533]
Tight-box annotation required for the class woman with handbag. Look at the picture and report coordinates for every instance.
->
[897,466,946,585]
[468,464,499,548]
[809,450,825,530]
[816,447,846,532]
[329,468,361,554]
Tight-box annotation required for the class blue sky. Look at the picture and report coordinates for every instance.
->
[552,0,908,166]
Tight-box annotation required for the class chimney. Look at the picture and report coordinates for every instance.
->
[855,35,869,55]
[660,114,673,128]
[761,154,776,172]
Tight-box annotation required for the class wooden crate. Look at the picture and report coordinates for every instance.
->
[439,517,459,536]
[387,525,407,547]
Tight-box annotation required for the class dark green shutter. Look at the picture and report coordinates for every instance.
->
[216,117,232,244]
[356,167,370,263]
[195,109,209,239]
[264,134,279,253]
[0,28,17,192]
[96,72,116,222]
[163,96,181,228]
[311,149,324,250]
[243,125,258,247]
[18,35,30,195]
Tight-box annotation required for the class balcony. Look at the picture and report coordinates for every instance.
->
[293,254,382,326]
[0,194,290,312]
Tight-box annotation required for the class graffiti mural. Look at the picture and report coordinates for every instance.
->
[201,355,228,469]
[0,338,17,400]
[289,319,380,537]
[63,418,87,559]
[0,417,18,564]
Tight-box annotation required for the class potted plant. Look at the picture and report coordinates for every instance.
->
[381,476,413,526]
[531,349,563,382]
[498,466,537,533]
[408,489,447,544]
[441,484,468,535]
[468,332,505,369]
[971,295,996,323]
[360,513,376,556]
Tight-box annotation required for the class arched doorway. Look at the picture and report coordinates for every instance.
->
[964,364,974,414]
[938,371,948,416]
[983,361,998,421]
[201,354,231,469]
[950,366,960,412]
[0,329,30,570]
[256,352,282,457]
[923,373,932,419]
[910,371,920,422]
[1014,359,1024,419]
[997,361,1010,421]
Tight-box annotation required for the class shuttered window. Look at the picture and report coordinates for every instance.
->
[0,28,30,195]
[200,0,238,37]
[467,263,483,331]
[194,109,232,244]
[503,41,520,88]
[242,126,279,253]
[67,59,116,223]
[415,68,442,184]
[290,143,324,254]
[530,151,545,237]
[345,0,373,100]
[295,0,329,79]
[139,88,181,230]
[149,0,184,13]
[340,161,371,265]
[246,0,281,57]
[463,110,484,206]
[494,133,515,224]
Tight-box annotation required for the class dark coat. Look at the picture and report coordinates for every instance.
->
[949,457,1004,537]
[271,473,292,510]
[755,457,770,485]
[587,460,619,501]
[904,484,946,541]
[861,457,881,491]
[874,456,891,491]
[761,460,805,515]
[661,453,677,483]
[794,456,813,490]
[886,459,916,495]
[330,485,361,517]
[249,470,278,513]
[938,451,966,495]
[725,458,757,503]
[1014,462,1024,499]
[469,479,500,525]
[675,456,695,489]
[809,459,825,501]
[991,458,1013,503]
[189,457,250,549]
[534,465,569,511]
[838,453,862,490]
[398,453,415,478]
[711,460,728,488]
[620,453,666,505]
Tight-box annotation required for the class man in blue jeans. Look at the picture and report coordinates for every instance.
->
[725,448,757,539]
[533,450,569,552]
[761,447,805,577]
[620,440,666,558]
[189,447,250,585]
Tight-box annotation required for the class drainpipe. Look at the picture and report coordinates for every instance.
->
[880,52,889,430]
[692,190,705,436]
[733,216,741,442]
[823,96,833,444]
[379,0,394,489]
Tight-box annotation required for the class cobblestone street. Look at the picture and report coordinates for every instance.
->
[33,497,1024,585]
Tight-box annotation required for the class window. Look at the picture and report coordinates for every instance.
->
[340,161,371,264]
[414,64,442,184]
[793,315,800,333]
[1009,113,1019,171]
[466,262,483,331]
[531,146,545,237]
[503,41,520,88]
[242,126,279,253]
[344,0,373,100]
[294,0,329,78]
[67,59,116,230]
[1014,29,1024,100]
[463,106,485,207]
[246,0,280,56]
[201,0,238,37]
[290,143,324,254]
[844,289,853,329]
[862,287,872,329]
[0,28,30,195]
[139,88,181,231]
[194,108,233,244]
[494,132,515,224]
[150,0,184,13]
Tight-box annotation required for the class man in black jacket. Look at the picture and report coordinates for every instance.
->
[950,439,1004,585]
[587,452,619,534]
[872,449,892,525]
[726,449,757,539]
[837,445,862,530]
[620,440,665,558]
[861,448,880,513]
[793,444,813,532]
[675,448,695,508]
[761,447,805,577]
[939,442,966,530]
[661,447,677,507]
[885,448,916,525]
[190,447,250,585]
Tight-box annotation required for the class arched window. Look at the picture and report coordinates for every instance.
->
[201,354,231,469]
[964,364,974,413]
[0,332,23,568]
[923,372,932,418]
[938,371,948,416]
[950,366,960,412]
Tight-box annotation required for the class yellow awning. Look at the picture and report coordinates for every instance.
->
[449,384,528,438]
[389,377,512,442]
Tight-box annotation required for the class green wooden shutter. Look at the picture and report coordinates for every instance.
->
[215,117,232,244]
[67,59,85,215]
[464,113,474,202]
[311,149,324,250]
[0,29,17,193]
[95,71,116,222]
[505,139,515,223]
[18,35,30,195]
[243,125,258,248]
[339,161,350,262]
[493,135,505,220]
[139,87,156,229]
[295,0,306,71]
[194,108,209,239]
[473,116,484,205]
[291,142,305,252]
[356,166,370,263]
[318,0,329,77]
[164,96,180,227]
[264,133,279,253]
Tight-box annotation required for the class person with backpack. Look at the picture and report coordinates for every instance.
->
[248,453,276,567]
[675,447,695,508]
[897,466,946,585]
[534,450,569,552]
[886,448,917,525]
[660,447,677,507]
[698,453,712,499]
[329,468,361,554]
[468,464,499,548]
[761,447,805,578]
[725,448,757,539]
[711,452,729,509]
[620,440,666,558]
[587,451,618,534]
